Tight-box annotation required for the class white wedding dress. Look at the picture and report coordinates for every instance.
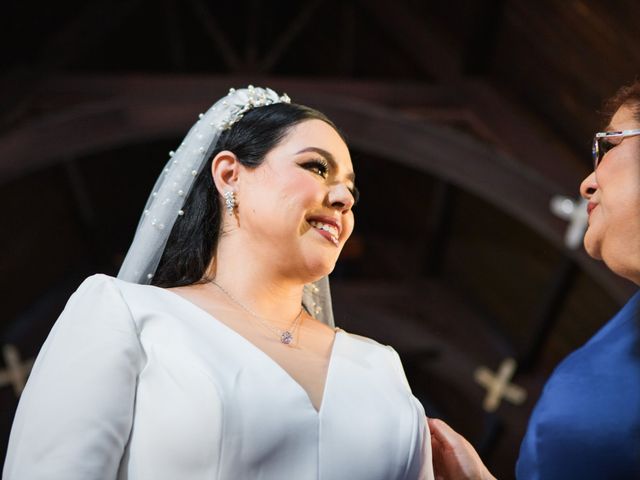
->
[4,275,434,480]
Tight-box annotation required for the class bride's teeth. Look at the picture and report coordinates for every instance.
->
[309,220,339,242]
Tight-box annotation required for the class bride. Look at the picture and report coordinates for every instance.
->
[4,86,434,479]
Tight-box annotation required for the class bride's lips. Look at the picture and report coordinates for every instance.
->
[587,202,598,215]
[306,216,341,246]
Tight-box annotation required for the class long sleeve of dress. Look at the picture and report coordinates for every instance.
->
[386,346,435,480]
[3,275,145,480]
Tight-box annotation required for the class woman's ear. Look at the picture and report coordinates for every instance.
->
[211,150,240,194]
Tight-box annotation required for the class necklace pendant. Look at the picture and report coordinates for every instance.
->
[280,331,293,345]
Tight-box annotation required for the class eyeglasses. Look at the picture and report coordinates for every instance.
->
[592,128,640,169]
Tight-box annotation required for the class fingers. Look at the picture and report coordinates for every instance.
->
[427,417,498,480]
[428,417,463,450]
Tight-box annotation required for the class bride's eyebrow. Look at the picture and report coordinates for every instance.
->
[295,147,355,183]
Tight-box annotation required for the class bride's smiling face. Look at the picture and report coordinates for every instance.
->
[237,119,357,281]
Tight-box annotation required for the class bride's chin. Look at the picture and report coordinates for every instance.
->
[300,258,338,282]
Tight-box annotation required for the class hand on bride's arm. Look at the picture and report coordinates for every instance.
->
[428,418,497,480]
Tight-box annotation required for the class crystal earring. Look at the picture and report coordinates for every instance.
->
[224,191,236,216]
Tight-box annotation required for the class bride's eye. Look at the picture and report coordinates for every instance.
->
[301,159,329,178]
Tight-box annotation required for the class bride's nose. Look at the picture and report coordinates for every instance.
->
[328,184,355,213]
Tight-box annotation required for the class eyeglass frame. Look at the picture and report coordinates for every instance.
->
[592,128,640,170]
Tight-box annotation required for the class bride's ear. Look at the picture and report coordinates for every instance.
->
[211,150,240,194]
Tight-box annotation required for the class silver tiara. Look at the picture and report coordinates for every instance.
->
[218,85,291,130]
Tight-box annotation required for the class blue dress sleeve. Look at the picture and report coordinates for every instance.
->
[516,291,640,479]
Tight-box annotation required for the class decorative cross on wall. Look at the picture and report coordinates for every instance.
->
[550,195,589,249]
[474,357,527,412]
[0,344,34,397]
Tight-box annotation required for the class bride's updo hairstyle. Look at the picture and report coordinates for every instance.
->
[152,102,341,288]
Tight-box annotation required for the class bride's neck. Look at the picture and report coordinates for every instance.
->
[208,240,305,324]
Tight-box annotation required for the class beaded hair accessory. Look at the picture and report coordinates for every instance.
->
[117,85,335,327]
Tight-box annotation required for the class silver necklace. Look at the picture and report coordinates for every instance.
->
[211,280,304,345]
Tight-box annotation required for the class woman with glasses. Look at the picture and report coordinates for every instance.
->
[429,81,640,479]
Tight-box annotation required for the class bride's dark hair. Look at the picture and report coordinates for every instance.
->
[152,102,340,288]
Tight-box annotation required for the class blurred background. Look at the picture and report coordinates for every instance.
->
[1,0,639,477]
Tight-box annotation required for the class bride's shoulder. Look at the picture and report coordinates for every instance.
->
[336,328,395,354]
[338,329,381,345]
[73,273,120,295]
[74,273,138,291]
[72,274,167,306]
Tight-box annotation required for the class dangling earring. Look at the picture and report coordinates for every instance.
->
[224,190,236,216]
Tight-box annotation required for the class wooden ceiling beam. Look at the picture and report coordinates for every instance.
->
[257,0,326,73]
[0,0,145,131]
[460,0,506,74]
[356,0,460,80]
[460,81,590,188]
[38,0,146,69]
[351,0,589,187]
[187,0,243,71]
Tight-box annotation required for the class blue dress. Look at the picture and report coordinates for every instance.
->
[517,291,640,479]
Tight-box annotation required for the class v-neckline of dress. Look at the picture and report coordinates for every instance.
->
[156,286,341,415]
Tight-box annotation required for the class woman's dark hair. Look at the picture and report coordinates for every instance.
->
[601,79,640,127]
[152,102,342,288]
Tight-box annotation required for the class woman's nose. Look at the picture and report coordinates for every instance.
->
[328,184,355,213]
[580,170,598,200]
